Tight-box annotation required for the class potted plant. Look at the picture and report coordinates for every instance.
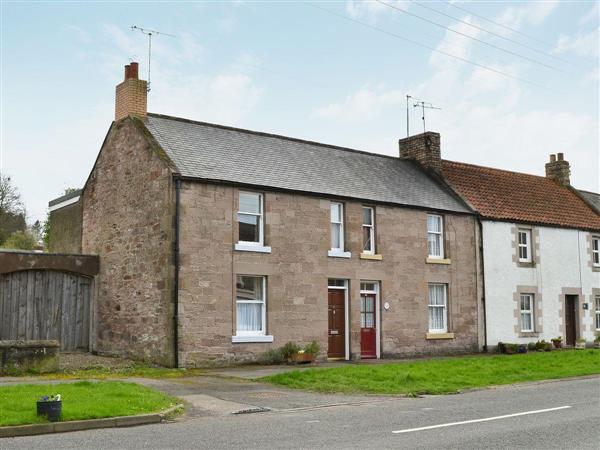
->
[551,336,562,349]
[291,341,320,364]
[504,343,518,355]
[594,333,600,349]
[37,394,62,422]
[535,340,547,352]
[281,342,300,364]
[575,338,586,349]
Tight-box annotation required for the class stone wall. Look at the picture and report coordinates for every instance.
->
[81,117,176,366]
[178,182,479,366]
[0,340,59,375]
[48,201,83,253]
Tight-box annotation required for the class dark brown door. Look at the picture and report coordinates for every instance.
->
[565,295,577,346]
[328,289,346,359]
[360,294,377,358]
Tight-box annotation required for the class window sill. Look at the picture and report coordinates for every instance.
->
[328,249,351,259]
[518,332,539,338]
[360,253,383,260]
[235,243,272,253]
[593,266,600,272]
[232,335,274,343]
[517,261,535,268]
[426,332,454,340]
[426,258,451,265]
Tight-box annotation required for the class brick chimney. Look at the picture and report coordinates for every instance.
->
[115,62,147,121]
[398,132,442,173]
[545,153,570,186]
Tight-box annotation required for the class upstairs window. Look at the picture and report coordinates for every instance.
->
[330,202,344,251]
[362,207,375,254]
[238,192,263,245]
[592,236,600,267]
[428,284,447,333]
[427,214,444,259]
[520,294,534,332]
[236,275,266,336]
[518,229,532,263]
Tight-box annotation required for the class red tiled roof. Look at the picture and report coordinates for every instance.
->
[442,160,600,231]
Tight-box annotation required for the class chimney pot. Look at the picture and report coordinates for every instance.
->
[124,64,131,80]
[550,154,556,162]
[129,62,139,79]
[557,152,564,161]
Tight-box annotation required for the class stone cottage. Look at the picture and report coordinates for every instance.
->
[49,63,483,367]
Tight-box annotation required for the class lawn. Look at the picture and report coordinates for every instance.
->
[37,365,204,380]
[262,350,600,396]
[0,381,179,427]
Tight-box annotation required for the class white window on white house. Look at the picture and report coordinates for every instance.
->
[595,296,600,331]
[362,206,375,254]
[518,229,532,263]
[235,275,266,336]
[330,202,344,251]
[427,214,444,259]
[238,192,263,245]
[592,236,600,267]
[520,294,534,332]
[428,284,447,333]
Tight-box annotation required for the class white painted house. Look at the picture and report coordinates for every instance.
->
[443,155,600,348]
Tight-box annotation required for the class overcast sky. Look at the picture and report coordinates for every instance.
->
[2,1,599,224]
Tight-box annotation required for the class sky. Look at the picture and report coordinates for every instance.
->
[1,0,599,224]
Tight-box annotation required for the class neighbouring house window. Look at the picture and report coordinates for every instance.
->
[592,236,600,267]
[427,214,444,259]
[518,229,532,263]
[595,296,600,331]
[238,192,263,245]
[236,275,266,336]
[330,202,344,251]
[520,294,534,332]
[362,207,375,254]
[428,284,447,332]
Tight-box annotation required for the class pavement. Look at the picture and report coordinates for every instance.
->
[2,374,599,449]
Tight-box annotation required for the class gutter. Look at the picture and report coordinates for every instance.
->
[173,176,181,368]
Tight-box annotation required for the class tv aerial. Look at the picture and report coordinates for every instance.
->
[131,25,176,92]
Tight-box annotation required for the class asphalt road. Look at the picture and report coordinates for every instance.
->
[3,377,599,449]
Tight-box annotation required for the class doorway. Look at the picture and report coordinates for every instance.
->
[565,295,578,346]
[328,280,348,360]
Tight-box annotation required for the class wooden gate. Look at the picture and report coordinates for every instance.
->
[0,270,92,351]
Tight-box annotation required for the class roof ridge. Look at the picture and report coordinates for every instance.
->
[146,112,404,163]
[577,188,600,195]
[442,159,551,181]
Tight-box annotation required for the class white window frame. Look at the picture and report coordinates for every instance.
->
[362,206,375,255]
[427,214,444,259]
[328,202,351,258]
[360,281,381,358]
[428,283,448,333]
[595,296,600,331]
[233,275,273,343]
[520,293,534,332]
[235,191,271,253]
[592,236,600,267]
[518,229,532,263]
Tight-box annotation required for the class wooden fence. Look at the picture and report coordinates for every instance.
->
[0,251,99,352]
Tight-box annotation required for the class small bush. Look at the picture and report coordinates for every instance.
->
[260,349,284,365]
[304,341,320,356]
[281,342,301,360]
[527,342,536,351]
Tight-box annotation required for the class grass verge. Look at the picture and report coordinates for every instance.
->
[0,381,179,427]
[5,365,204,380]
[262,350,600,396]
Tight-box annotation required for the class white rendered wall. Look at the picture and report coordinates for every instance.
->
[482,220,599,345]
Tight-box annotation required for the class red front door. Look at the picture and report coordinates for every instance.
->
[360,294,377,358]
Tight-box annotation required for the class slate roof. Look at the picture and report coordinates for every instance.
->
[143,113,471,214]
[442,160,600,231]
[48,189,82,207]
[578,190,600,213]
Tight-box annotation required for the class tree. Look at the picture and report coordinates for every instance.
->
[2,230,37,250]
[0,174,26,244]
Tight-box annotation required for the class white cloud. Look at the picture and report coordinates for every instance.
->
[345,0,409,24]
[553,27,599,58]
[497,0,559,28]
[579,2,599,26]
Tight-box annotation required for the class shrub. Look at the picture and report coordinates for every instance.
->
[535,340,547,351]
[281,342,300,360]
[527,342,536,351]
[304,341,320,356]
[260,349,284,365]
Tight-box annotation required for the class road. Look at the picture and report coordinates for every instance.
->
[3,377,599,449]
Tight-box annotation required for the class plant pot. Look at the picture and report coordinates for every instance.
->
[291,353,315,364]
[37,400,62,422]
[504,347,515,355]
[594,342,600,349]
[551,341,562,349]
[575,342,586,349]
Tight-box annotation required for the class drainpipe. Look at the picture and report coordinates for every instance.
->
[173,176,181,368]
[478,218,488,352]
